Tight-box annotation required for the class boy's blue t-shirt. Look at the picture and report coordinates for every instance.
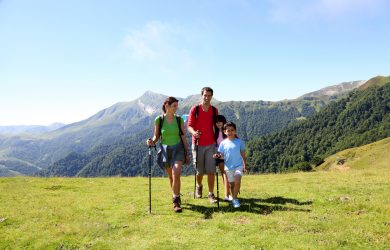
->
[217,138,245,170]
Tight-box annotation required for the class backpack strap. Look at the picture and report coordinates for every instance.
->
[176,115,187,159]
[175,115,184,135]
[195,105,199,120]
[158,115,164,141]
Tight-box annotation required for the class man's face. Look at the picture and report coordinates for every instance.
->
[202,91,213,104]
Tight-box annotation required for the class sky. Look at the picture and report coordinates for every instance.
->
[1,0,389,126]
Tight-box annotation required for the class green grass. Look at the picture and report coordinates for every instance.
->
[318,137,390,171]
[1,164,390,249]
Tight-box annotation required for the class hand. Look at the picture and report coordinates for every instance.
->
[243,166,248,173]
[193,130,201,139]
[213,153,222,159]
[146,138,154,146]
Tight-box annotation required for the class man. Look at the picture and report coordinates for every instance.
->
[188,87,218,203]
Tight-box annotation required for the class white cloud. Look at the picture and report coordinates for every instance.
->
[124,21,169,61]
[123,20,213,70]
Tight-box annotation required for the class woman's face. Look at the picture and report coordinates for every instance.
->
[166,101,178,113]
[216,121,224,129]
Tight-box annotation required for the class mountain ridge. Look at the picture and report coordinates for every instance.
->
[0,76,386,176]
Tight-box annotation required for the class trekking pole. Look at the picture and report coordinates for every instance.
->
[216,166,220,209]
[193,139,198,199]
[148,145,154,214]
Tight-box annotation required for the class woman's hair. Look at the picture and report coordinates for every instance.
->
[214,115,227,141]
[162,96,179,113]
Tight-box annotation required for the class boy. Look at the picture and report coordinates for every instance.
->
[213,122,247,208]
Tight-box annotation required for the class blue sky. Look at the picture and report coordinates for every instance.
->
[1,0,389,125]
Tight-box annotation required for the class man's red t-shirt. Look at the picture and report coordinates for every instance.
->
[188,104,218,146]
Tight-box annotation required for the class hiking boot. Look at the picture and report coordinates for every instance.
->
[195,185,203,198]
[232,199,240,208]
[172,196,182,213]
[208,193,218,203]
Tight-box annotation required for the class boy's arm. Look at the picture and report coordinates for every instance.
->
[241,151,247,172]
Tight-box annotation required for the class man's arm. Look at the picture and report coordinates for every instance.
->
[187,106,200,138]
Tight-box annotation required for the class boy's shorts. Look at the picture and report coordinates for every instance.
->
[225,166,244,182]
[192,144,216,175]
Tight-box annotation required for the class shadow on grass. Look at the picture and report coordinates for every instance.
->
[184,196,312,219]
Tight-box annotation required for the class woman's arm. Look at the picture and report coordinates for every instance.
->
[146,121,160,146]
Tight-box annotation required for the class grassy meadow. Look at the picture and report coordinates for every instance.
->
[1,141,389,249]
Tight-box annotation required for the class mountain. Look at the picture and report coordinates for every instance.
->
[0,92,200,176]
[299,80,366,100]
[359,75,390,89]
[38,78,371,177]
[0,123,65,135]
[246,81,390,173]
[0,77,374,176]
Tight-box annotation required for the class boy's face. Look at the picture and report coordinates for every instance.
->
[224,126,236,138]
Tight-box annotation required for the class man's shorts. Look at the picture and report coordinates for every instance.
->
[192,144,216,175]
[225,166,244,182]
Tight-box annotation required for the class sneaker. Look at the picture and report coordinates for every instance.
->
[172,196,182,213]
[208,193,218,203]
[195,185,203,198]
[232,199,240,208]
[224,195,233,202]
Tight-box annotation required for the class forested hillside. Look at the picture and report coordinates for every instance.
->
[39,78,389,177]
[247,82,390,173]
[39,129,152,177]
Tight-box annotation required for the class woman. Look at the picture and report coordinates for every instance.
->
[146,97,190,213]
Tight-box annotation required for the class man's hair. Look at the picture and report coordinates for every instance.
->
[224,121,236,131]
[201,87,213,96]
[162,96,179,113]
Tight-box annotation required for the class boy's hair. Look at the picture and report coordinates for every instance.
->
[224,121,236,131]
[201,87,213,96]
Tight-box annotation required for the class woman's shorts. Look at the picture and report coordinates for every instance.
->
[163,143,185,168]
